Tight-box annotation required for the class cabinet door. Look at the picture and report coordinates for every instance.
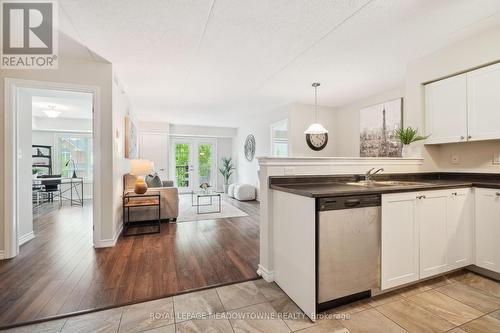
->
[467,63,500,141]
[447,188,473,270]
[425,74,467,144]
[381,192,419,290]
[139,132,169,180]
[475,188,500,273]
[418,190,449,279]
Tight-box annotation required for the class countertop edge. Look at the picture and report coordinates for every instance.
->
[270,182,500,198]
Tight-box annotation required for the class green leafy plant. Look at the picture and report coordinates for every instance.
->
[395,127,429,145]
[218,157,235,185]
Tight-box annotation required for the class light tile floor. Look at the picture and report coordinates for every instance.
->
[1,270,500,333]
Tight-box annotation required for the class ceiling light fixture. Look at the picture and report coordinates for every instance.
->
[43,105,61,118]
[304,83,328,134]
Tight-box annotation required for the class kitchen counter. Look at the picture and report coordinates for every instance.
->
[270,172,500,198]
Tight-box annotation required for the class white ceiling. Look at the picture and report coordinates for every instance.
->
[30,88,93,119]
[58,0,500,126]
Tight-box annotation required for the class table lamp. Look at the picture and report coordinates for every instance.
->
[130,159,153,194]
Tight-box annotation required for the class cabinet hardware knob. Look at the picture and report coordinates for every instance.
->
[452,192,458,196]
[496,192,500,196]
[468,135,472,139]
[460,136,465,140]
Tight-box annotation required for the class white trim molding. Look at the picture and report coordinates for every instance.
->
[257,156,424,166]
[18,231,35,246]
[257,264,274,282]
[95,223,123,248]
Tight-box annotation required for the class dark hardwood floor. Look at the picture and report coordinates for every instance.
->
[0,196,260,328]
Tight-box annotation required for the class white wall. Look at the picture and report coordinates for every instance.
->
[170,124,237,138]
[0,32,115,254]
[32,116,92,132]
[112,74,137,242]
[333,86,406,157]
[234,104,291,193]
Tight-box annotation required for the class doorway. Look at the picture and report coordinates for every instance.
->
[3,78,101,259]
[170,138,217,193]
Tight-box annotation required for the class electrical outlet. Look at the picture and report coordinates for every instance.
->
[451,154,460,165]
[493,153,500,165]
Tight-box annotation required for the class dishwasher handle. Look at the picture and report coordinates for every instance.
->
[344,199,361,207]
[319,194,381,211]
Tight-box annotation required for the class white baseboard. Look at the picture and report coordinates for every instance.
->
[94,224,123,248]
[257,264,274,282]
[0,250,5,260]
[18,231,35,246]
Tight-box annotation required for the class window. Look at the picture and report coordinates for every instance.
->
[55,133,93,180]
[271,119,289,157]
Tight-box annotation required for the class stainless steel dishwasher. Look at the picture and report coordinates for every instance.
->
[317,194,381,308]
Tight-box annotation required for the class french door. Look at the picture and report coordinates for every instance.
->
[170,138,216,193]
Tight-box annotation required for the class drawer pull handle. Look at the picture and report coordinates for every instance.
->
[460,136,465,140]
[452,192,458,196]
[416,195,426,200]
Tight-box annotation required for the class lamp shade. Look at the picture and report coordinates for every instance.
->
[304,123,329,135]
[130,159,153,176]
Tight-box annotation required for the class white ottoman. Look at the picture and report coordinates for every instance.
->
[227,183,237,198]
[234,184,256,201]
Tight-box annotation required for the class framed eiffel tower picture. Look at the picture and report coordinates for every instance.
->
[359,98,403,157]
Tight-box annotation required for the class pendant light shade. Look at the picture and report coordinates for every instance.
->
[304,82,328,134]
[305,122,328,134]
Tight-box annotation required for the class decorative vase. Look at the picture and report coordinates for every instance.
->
[223,184,229,194]
[401,144,419,158]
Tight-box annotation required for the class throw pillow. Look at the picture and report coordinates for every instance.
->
[145,173,163,188]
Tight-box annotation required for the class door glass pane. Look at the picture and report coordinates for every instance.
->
[198,144,213,188]
[175,143,190,188]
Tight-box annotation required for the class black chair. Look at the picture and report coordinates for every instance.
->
[39,174,62,208]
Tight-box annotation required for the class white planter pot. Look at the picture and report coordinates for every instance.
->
[401,144,419,158]
[223,184,229,194]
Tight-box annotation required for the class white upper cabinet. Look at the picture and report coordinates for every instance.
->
[475,188,500,274]
[467,63,500,141]
[425,62,500,144]
[425,74,468,144]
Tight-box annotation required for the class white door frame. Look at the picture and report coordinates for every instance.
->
[3,78,102,259]
[170,137,217,193]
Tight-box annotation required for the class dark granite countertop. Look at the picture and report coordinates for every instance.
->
[269,173,500,198]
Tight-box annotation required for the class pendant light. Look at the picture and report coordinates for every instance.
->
[304,82,328,134]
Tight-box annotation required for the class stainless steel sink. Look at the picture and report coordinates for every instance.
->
[345,180,431,187]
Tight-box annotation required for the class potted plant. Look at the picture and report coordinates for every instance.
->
[395,127,429,157]
[218,157,235,193]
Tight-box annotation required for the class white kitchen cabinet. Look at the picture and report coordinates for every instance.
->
[382,187,473,289]
[467,63,500,141]
[425,74,468,144]
[418,190,449,279]
[381,192,419,290]
[475,188,500,273]
[447,188,473,270]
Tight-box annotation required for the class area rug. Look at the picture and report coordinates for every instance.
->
[177,194,248,222]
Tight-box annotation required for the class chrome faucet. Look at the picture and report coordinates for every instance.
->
[365,168,384,182]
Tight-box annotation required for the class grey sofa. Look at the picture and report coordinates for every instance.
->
[123,174,179,222]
